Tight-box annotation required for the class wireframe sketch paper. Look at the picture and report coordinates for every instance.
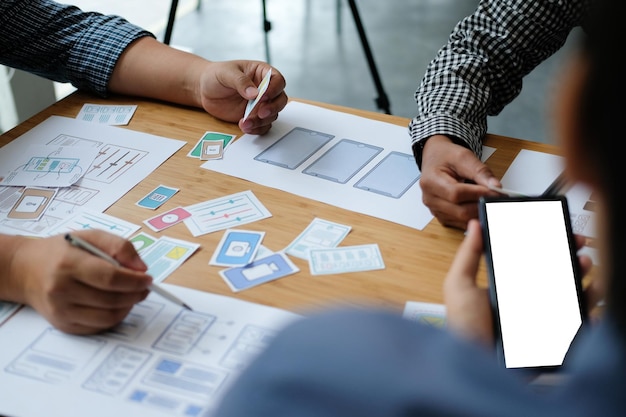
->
[202,102,497,231]
[0,144,100,187]
[202,102,432,230]
[0,284,301,417]
[0,116,185,236]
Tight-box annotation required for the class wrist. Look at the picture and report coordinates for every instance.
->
[413,135,455,170]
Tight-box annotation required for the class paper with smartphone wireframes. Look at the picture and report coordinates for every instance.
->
[243,69,272,122]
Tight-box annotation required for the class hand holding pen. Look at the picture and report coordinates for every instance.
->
[4,230,165,335]
[65,233,192,311]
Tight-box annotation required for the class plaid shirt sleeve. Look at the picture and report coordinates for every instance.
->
[409,0,589,167]
[0,0,154,97]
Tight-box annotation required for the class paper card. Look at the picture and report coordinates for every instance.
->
[46,209,141,238]
[243,69,271,121]
[136,185,179,209]
[220,252,299,292]
[8,187,57,221]
[188,132,236,158]
[144,207,192,232]
[308,243,385,275]
[140,236,201,283]
[210,229,265,267]
[183,190,272,237]
[402,301,447,328]
[285,217,351,260]
[129,232,158,253]
[200,140,224,161]
[252,244,274,261]
[76,103,137,125]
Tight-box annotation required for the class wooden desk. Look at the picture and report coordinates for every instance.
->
[0,92,563,316]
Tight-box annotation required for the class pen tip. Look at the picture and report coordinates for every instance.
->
[183,304,193,311]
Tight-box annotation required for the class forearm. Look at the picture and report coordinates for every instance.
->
[410,0,587,157]
[108,37,209,108]
[0,234,29,304]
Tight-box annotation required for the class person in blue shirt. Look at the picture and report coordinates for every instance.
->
[0,0,287,335]
[212,0,626,415]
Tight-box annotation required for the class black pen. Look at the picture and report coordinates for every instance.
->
[65,233,192,311]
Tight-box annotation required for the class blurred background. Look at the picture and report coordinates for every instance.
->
[2,0,581,145]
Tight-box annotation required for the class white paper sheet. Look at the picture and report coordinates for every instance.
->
[0,284,301,417]
[202,101,435,230]
[0,116,185,236]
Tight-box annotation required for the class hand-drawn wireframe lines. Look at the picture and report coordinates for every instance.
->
[48,133,102,148]
[6,146,85,184]
[50,184,100,207]
[86,145,147,183]
[4,305,233,416]
[0,212,65,235]
[0,186,23,213]
[47,134,148,184]
[0,185,102,236]
[220,325,277,371]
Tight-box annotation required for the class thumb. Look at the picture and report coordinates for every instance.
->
[445,219,484,293]
[85,230,148,272]
[228,70,260,101]
[463,158,500,189]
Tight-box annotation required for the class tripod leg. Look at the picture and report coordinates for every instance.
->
[262,0,272,63]
[163,0,179,45]
[346,0,391,114]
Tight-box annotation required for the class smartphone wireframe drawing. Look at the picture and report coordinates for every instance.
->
[253,127,334,169]
[478,195,587,373]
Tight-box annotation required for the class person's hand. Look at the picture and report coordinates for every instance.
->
[198,60,288,135]
[7,230,152,335]
[443,219,494,346]
[419,135,501,229]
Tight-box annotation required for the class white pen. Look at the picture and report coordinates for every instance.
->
[65,233,192,311]
[487,185,529,198]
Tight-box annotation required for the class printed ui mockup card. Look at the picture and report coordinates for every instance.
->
[136,184,179,210]
[210,229,265,267]
[308,244,385,275]
[285,217,351,260]
[144,206,192,232]
[220,252,299,292]
[188,132,236,159]
[129,232,158,253]
[243,69,271,121]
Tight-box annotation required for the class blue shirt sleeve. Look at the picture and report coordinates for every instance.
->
[0,0,154,96]
[213,309,626,417]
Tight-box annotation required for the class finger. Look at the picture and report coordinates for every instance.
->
[255,90,288,119]
[240,112,280,135]
[73,230,147,271]
[578,253,593,277]
[428,200,476,230]
[444,219,484,292]
[50,305,135,335]
[573,233,587,251]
